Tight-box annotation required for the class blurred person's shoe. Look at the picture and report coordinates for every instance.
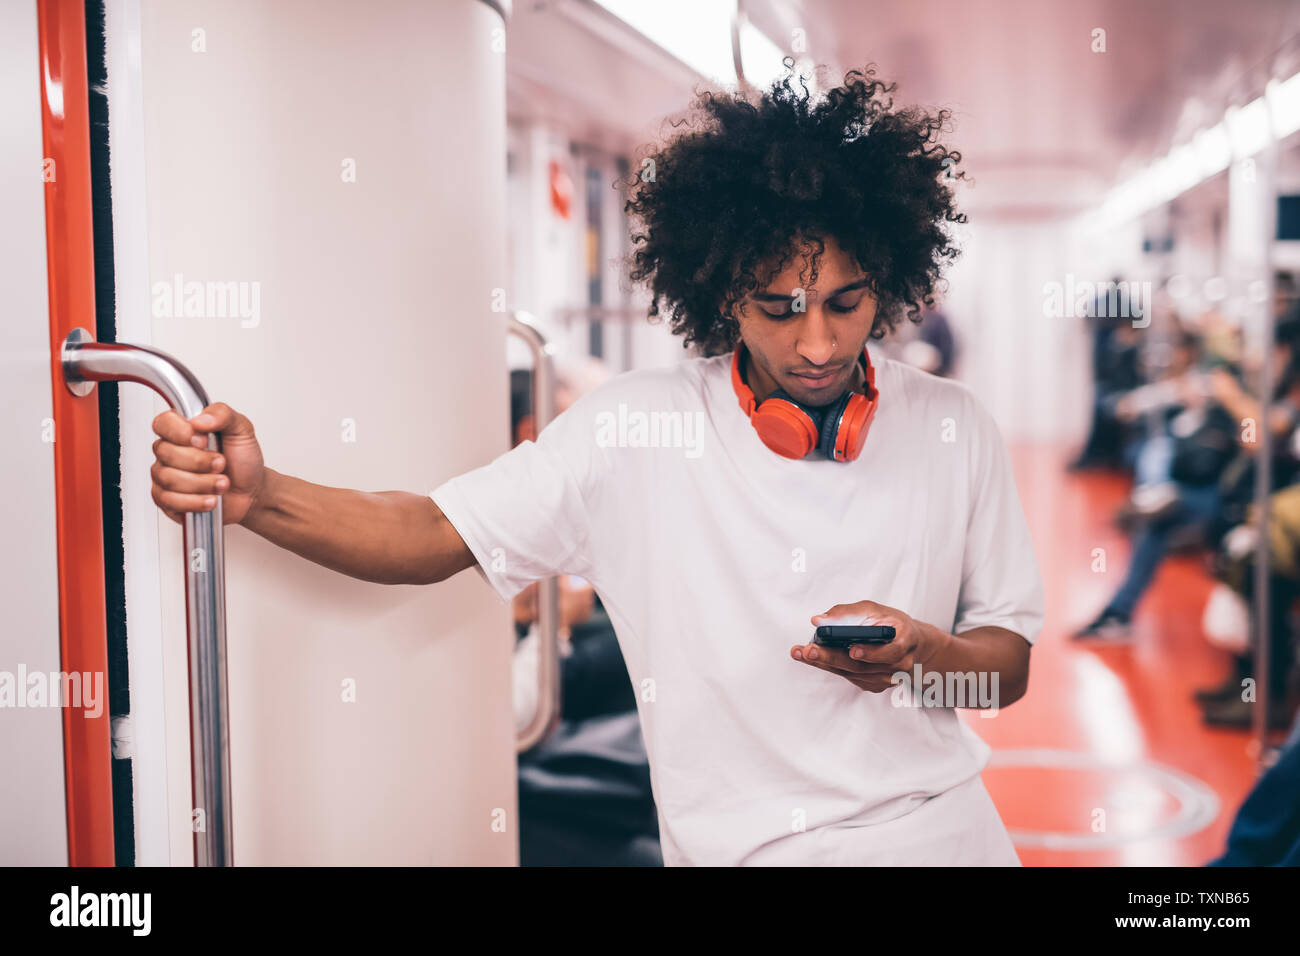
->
[1193,675,1249,704]
[1113,500,1140,531]
[1128,482,1180,520]
[1072,610,1132,641]
[1113,503,1159,533]
[1200,694,1293,730]
[1222,523,1259,561]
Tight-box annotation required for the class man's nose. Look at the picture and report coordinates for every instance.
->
[795,310,838,366]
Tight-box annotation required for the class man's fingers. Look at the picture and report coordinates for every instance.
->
[793,652,898,692]
[151,462,229,496]
[148,404,245,522]
[191,402,253,439]
[151,485,217,515]
[812,600,887,624]
[152,409,195,445]
[793,644,898,675]
[189,402,232,432]
[814,602,861,622]
[155,403,249,450]
[152,438,225,474]
[848,641,907,666]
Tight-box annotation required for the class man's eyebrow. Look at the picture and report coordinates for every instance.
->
[826,278,868,297]
[752,278,871,301]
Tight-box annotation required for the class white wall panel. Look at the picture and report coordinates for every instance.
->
[129,0,516,864]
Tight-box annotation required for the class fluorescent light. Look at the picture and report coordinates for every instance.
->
[1161,142,1201,198]
[1192,123,1231,177]
[1087,68,1300,231]
[738,19,788,90]
[1267,73,1300,139]
[1226,96,1271,158]
[592,0,739,86]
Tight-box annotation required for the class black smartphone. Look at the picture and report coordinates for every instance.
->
[813,625,896,647]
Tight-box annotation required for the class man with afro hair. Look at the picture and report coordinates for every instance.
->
[148,64,1045,866]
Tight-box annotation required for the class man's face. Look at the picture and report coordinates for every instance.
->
[733,235,878,407]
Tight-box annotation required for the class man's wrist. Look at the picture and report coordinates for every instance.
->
[915,619,955,669]
[242,467,281,530]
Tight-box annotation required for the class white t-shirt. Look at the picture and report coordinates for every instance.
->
[430,348,1045,866]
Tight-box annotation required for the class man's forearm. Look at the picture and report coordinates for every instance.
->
[241,467,470,586]
[915,621,1030,708]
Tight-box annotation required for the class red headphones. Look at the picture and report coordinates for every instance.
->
[731,343,879,462]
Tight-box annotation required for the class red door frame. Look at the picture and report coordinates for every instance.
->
[38,0,115,866]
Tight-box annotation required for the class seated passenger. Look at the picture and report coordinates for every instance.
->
[1075,318,1300,641]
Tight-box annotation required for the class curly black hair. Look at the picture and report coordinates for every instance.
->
[621,62,968,356]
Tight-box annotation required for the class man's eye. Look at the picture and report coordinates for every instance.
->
[829,296,864,314]
[760,306,796,319]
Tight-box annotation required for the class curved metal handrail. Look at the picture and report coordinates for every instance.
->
[60,328,233,867]
[507,312,563,752]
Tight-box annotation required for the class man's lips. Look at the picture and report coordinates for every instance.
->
[789,365,846,388]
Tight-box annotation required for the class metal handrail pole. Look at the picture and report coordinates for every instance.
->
[507,313,563,752]
[61,328,233,866]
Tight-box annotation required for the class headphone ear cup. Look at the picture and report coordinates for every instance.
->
[752,391,821,459]
[817,393,852,459]
[833,392,875,462]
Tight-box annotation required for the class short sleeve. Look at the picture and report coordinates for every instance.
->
[430,402,598,604]
[951,397,1046,644]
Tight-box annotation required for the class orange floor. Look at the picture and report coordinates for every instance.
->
[965,443,1284,866]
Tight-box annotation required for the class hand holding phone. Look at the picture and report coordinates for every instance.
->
[799,603,925,695]
[812,624,896,648]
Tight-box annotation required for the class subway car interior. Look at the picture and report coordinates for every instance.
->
[3,0,1300,904]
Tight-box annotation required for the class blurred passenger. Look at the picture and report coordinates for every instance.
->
[884,295,958,378]
[508,361,662,866]
[1068,278,1145,471]
[1111,329,1208,525]
[916,300,958,377]
[1194,293,1300,728]
[1197,307,1246,371]
[1074,313,1300,642]
[1209,713,1300,864]
[1207,521,1300,729]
